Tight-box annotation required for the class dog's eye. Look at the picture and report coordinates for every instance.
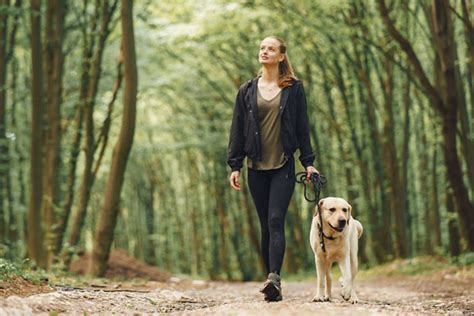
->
[343,208,348,212]
[329,208,336,212]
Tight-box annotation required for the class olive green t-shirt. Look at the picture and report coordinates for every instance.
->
[248,88,286,170]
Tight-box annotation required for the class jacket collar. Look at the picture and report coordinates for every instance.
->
[248,77,291,118]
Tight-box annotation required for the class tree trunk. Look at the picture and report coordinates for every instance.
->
[401,71,412,255]
[89,0,137,276]
[431,144,442,249]
[4,0,22,257]
[62,103,95,268]
[61,0,118,267]
[447,188,460,256]
[0,0,21,259]
[27,0,45,267]
[460,0,474,134]
[0,0,10,245]
[378,0,474,251]
[420,117,433,254]
[42,0,65,268]
[144,178,157,265]
[380,50,408,257]
[432,0,474,250]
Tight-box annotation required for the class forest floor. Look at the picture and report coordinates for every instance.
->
[0,251,472,315]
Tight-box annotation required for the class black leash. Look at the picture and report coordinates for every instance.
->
[295,171,331,252]
[295,172,327,203]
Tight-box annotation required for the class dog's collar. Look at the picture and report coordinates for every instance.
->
[318,223,338,241]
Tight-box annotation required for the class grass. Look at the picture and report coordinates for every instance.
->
[0,258,50,285]
[0,258,107,288]
[359,253,474,279]
[285,253,474,282]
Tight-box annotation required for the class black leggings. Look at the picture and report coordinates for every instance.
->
[247,157,295,275]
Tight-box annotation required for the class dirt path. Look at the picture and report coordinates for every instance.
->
[0,274,472,315]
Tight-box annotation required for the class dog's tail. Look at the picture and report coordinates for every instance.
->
[354,220,363,239]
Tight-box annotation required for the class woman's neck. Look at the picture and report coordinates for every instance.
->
[260,64,279,84]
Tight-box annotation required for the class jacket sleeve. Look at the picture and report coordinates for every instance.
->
[227,84,247,172]
[295,81,315,168]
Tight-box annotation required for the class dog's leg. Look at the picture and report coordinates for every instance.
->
[348,231,360,304]
[338,255,353,302]
[325,265,332,301]
[312,256,328,302]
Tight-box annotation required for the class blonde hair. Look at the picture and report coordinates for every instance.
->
[258,36,297,88]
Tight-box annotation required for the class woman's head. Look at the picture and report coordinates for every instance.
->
[258,36,297,88]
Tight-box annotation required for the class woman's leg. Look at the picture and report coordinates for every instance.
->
[247,168,272,274]
[267,159,296,274]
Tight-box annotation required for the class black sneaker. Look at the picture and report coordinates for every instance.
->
[260,273,282,302]
[264,293,282,302]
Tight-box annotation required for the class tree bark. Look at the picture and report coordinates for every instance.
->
[5,0,22,257]
[0,0,11,245]
[89,0,137,276]
[42,0,65,268]
[447,187,460,256]
[401,71,412,255]
[460,0,474,127]
[27,0,46,267]
[431,144,442,249]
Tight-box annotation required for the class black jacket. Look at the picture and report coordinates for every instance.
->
[227,77,315,171]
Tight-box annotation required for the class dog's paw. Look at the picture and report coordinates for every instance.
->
[311,295,330,302]
[349,292,359,304]
[340,288,351,301]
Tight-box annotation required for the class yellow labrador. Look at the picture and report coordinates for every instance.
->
[309,197,363,303]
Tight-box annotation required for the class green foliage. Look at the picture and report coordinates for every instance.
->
[0,258,49,284]
[358,256,474,278]
[452,252,474,266]
[0,259,21,281]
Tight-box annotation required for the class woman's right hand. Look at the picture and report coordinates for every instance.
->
[229,171,241,191]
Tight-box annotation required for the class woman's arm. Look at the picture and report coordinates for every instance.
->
[295,81,315,168]
[227,84,247,172]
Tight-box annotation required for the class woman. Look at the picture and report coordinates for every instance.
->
[227,36,319,302]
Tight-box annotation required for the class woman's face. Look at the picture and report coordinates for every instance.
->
[258,37,285,65]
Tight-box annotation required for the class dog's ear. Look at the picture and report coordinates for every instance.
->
[348,203,352,223]
[314,198,325,217]
[318,198,325,209]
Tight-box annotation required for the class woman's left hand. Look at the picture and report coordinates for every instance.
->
[306,166,320,181]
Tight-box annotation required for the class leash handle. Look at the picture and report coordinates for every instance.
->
[295,171,327,203]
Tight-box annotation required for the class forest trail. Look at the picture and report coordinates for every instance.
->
[0,272,472,315]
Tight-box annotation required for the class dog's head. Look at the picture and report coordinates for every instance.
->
[316,197,352,234]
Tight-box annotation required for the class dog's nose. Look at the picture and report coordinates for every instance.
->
[338,219,347,228]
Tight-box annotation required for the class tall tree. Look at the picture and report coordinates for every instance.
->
[42,0,66,268]
[378,0,474,251]
[89,0,137,276]
[0,0,10,245]
[27,0,45,267]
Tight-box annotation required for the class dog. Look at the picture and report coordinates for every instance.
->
[309,197,363,304]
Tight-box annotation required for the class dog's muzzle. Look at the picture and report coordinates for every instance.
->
[329,222,344,232]
[338,219,347,229]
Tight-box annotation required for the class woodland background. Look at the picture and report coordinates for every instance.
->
[0,0,473,281]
